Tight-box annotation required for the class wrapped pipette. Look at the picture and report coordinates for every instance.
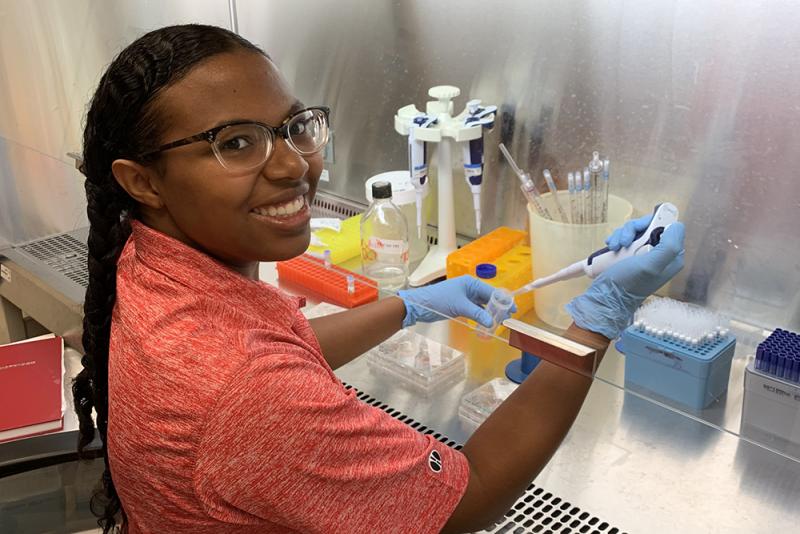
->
[542,169,569,223]
[498,143,552,220]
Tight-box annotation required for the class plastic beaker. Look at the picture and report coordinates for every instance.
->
[528,192,632,329]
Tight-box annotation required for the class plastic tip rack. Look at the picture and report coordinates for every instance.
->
[276,254,378,308]
[755,328,800,384]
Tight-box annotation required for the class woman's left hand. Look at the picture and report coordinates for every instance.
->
[397,275,516,328]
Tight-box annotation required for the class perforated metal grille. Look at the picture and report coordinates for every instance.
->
[343,384,628,534]
[19,233,89,288]
[311,194,363,219]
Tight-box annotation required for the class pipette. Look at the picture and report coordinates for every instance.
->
[498,143,552,220]
[567,172,576,224]
[601,158,610,223]
[408,114,436,238]
[574,170,583,224]
[512,202,680,296]
[589,152,603,224]
[582,168,591,224]
[542,169,569,223]
[463,100,497,234]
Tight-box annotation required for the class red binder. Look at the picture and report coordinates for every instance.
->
[0,334,64,443]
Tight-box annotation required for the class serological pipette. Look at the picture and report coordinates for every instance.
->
[574,170,583,224]
[498,143,552,220]
[601,158,610,223]
[567,172,576,224]
[512,202,680,296]
[583,168,591,224]
[543,169,569,223]
[589,152,603,224]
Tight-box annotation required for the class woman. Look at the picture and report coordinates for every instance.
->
[73,24,684,533]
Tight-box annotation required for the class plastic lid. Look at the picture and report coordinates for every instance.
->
[371,181,392,200]
[365,171,428,206]
[475,263,497,279]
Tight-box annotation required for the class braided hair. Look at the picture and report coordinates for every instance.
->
[73,24,264,532]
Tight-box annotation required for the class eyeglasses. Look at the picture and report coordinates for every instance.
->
[137,106,330,172]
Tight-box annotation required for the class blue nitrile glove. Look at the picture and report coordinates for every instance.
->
[397,275,517,328]
[605,212,654,251]
[566,222,686,339]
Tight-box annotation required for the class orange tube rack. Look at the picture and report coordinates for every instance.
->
[276,254,378,308]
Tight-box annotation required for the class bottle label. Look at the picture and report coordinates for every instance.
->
[367,237,409,262]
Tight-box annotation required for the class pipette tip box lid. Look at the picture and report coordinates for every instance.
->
[366,330,465,394]
[458,377,518,433]
[621,326,736,410]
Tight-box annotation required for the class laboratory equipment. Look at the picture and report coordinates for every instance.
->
[583,168,591,224]
[458,377,518,433]
[346,274,355,294]
[366,329,465,394]
[360,181,410,291]
[365,171,430,264]
[395,86,497,286]
[307,214,362,265]
[498,143,552,220]
[574,171,584,224]
[476,288,514,338]
[323,249,332,269]
[589,152,603,223]
[446,226,527,279]
[620,297,736,410]
[542,169,569,222]
[276,254,378,308]
[407,114,436,239]
[601,159,610,223]
[754,328,800,383]
[505,350,542,384]
[567,172,577,224]
[514,202,678,296]
[742,329,800,453]
[463,99,497,235]
[528,194,633,328]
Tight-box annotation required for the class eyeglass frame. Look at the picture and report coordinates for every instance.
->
[135,106,331,164]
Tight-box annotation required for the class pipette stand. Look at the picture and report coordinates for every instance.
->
[395,86,486,287]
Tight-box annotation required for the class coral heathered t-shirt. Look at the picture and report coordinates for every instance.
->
[107,221,469,533]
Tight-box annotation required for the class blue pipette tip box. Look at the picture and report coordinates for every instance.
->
[753,328,800,384]
[621,327,736,410]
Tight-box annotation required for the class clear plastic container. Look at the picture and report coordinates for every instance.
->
[366,330,465,394]
[529,192,632,329]
[360,181,409,291]
[458,377,518,433]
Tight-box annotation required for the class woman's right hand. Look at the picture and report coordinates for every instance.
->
[566,222,686,339]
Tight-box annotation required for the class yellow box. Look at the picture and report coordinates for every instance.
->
[307,214,362,264]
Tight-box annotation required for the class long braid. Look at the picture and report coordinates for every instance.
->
[72,24,264,532]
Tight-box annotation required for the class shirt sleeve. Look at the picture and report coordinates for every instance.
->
[194,350,470,534]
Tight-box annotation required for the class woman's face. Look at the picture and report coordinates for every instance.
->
[140,51,322,272]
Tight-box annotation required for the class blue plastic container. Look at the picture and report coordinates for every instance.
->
[621,327,736,410]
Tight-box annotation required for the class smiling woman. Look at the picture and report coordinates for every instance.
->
[72,23,683,534]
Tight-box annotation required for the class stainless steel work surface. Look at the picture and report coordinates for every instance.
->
[335,319,800,534]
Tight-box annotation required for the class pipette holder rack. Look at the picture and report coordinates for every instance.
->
[276,254,378,308]
[395,85,490,286]
[621,327,736,410]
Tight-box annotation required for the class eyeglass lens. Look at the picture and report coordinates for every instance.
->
[212,108,328,171]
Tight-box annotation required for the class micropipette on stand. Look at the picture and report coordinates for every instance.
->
[543,169,569,223]
[408,114,436,239]
[512,202,680,296]
[498,143,552,220]
[463,100,497,234]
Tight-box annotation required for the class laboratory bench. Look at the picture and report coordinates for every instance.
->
[1,246,799,533]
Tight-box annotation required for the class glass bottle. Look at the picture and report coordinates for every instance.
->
[360,181,409,291]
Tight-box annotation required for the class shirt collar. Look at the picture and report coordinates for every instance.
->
[128,220,297,314]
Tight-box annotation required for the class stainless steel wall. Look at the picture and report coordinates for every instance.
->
[0,0,232,245]
[1,0,798,329]
[238,0,800,329]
